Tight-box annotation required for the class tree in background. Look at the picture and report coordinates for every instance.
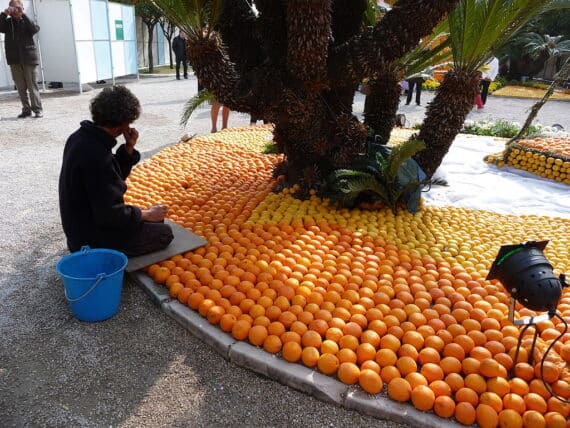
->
[159,15,177,69]
[135,0,162,73]
[415,0,566,177]
[516,32,570,79]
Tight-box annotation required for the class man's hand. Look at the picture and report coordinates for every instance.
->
[141,204,168,222]
[123,127,139,155]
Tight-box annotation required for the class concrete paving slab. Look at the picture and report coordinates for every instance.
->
[345,390,459,428]
[126,219,207,272]
[229,341,348,406]
[127,270,171,306]
[162,299,236,360]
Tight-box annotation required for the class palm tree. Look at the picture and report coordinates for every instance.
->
[516,32,570,78]
[414,0,569,178]
[152,0,460,192]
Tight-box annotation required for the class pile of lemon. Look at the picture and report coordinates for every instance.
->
[487,137,570,185]
[126,127,570,428]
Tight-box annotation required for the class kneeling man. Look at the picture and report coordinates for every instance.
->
[59,85,173,256]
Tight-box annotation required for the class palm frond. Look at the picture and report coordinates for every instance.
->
[387,139,426,180]
[329,170,390,207]
[150,0,223,38]
[448,0,557,72]
[180,89,215,127]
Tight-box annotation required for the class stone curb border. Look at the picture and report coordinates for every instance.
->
[129,271,459,428]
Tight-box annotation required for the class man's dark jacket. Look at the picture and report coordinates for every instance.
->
[0,12,40,65]
[172,35,187,60]
[59,121,142,252]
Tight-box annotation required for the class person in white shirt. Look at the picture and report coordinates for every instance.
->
[480,56,499,106]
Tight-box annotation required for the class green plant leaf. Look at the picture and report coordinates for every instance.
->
[387,139,426,180]
[180,89,215,127]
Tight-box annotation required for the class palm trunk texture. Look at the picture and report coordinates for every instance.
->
[363,70,403,145]
[414,69,481,178]
[186,0,460,190]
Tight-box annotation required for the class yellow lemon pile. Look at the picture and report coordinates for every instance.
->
[126,127,570,428]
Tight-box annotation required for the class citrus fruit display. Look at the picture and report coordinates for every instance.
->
[485,137,570,184]
[126,125,570,427]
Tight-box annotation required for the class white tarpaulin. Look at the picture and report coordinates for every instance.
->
[424,135,570,219]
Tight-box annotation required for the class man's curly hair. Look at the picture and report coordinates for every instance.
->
[90,85,141,127]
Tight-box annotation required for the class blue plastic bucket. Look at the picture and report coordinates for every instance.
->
[56,246,128,322]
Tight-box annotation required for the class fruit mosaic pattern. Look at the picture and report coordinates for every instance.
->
[485,137,570,185]
[125,126,570,428]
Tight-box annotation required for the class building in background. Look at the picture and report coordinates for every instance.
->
[0,0,140,91]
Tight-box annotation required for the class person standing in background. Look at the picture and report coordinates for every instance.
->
[405,68,432,106]
[480,56,499,106]
[0,0,43,118]
[172,30,188,80]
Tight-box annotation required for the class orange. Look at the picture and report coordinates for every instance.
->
[317,353,340,375]
[387,378,412,402]
[380,365,401,384]
[263,335,282,353]
[480,358,505,378]
[231,319,251,341]
[411,385,435,411]
[445,372,464,392]
[337,348,358,364]
[420,363,444,383]
[359,369,383,394]
[301,346,320,367]
[480,391,504,413]
[206,305,226,325]
[455,401,477,425]
[301,330,322,348]
[282,341,302,363]
[465,373,487,394]
[513,362,534,381]
[544,412,567,428]
[396,356,417,376]
[405,372,428,390]
[522,410,546,428]
[418,347,441,365]
[440,356,462,375]
[356,343,377,364]
[498,409,523,428]
[429,380,451,397]
[476,403,499,428]
[547,396,570,417]
[360,360,381,374]
[248,325,268,346]
[535,361,561,383]
[375,348,397,367]
[508,377,529,396]
[524,392,548,413]
[456,387,479,406]
[337,362,361,385]
[434,395,456,418]
[219,313,237,332]
[487,377,510,398]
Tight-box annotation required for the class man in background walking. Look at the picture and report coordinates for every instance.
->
[0,0,43,118]
[172,30,188,80]
[480,56,499,106]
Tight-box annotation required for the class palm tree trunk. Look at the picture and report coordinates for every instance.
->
[508,56,570,144]
[363,70,402,144]
[414,69,480,178]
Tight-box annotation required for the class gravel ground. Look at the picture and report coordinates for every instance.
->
[0,74,568,427]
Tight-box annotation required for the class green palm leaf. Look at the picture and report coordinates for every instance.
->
[180,89,215,127]
[387,140,426,180]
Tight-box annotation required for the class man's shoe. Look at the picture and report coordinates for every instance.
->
[184,75,188,79]
[34,111,43,118]
[17,111,31,118]
[176,76,181,80]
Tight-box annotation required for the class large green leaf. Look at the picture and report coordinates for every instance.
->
[150,0,223,37]
[448,0,560,72]
[180,89,215,127]
[387,139,426,180]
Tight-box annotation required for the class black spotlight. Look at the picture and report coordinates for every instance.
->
[487,240,566,321]
[487,241,570,405]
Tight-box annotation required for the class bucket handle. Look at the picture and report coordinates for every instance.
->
[65,272,106,303]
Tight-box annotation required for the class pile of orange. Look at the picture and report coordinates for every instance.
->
[126,126,570,428]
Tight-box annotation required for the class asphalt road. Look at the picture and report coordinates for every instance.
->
[0,74,568,427]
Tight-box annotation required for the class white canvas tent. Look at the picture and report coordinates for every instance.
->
[0,0,137,91]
